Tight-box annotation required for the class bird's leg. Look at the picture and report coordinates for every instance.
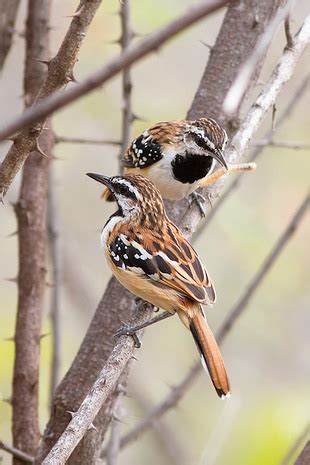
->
[188,191,206,217]
[115,310,174,348]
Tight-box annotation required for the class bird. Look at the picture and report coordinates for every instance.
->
[87,171,230,398]
[102,117,229,203]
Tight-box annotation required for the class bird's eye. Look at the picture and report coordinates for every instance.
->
[117,184,129,195]
[195,133,205,148]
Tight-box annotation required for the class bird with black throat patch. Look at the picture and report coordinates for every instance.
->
[101,117,256,212]
[88,172,230,398]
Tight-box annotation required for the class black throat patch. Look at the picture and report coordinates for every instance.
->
[171,153,214,184]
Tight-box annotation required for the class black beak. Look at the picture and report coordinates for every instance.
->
[212,149,228,170]
[86,173,112,189]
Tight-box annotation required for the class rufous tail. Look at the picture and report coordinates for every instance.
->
[189,308,230,398]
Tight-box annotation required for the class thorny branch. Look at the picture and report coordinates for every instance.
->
[0,0,229,199]
[0,0,104,200]
[41,305,154,465]
[108,193,309,453]
[253,140,310,150]
[294,441,310,465]
[12,2,52,463]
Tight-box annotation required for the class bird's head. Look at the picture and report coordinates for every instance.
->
[87,173,166,227]
[183,118,228,169]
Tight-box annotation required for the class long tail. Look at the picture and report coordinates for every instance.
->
[187,307,230,398]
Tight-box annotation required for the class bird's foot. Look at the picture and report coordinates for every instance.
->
[114,322,142,348]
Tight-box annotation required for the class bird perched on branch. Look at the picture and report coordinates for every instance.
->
[102,118,255,210]
[88,172,230,398]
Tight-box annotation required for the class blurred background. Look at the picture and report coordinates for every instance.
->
[0,1,309,464]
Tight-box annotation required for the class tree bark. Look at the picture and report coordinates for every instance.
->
[36,1,284,464]
[0,0,21,71]
[12,1,52,463]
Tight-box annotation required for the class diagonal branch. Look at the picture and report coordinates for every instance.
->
[0,0,104,200]
[0,0,229,201]
[109,192,309,453]
[0,440,34,463]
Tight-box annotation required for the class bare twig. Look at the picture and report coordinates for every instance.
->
[193,74,310,239]
[0,0,21,70]
[0,440,34,463]
[0,0,104,200]
[222,1,291,117]
[55,135,121,146]
[12,2,52,462]
[41,304,154,465]
[106,393,125,465]
[280,424,310,465]
[253,140,310,150]
[47,165,62,400]
[294,441,310,465]
[0,0,229,187]
[118,0,133,167]
[108,193,309,453]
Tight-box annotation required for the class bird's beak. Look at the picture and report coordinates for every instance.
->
[212,149,228,170]
[86,173,113,189]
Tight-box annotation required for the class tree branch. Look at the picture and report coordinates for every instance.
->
[12,2,52,463]
[108,192,309,452]
[47,165,62,400]
[55,135,121,146]
[0,0,21,70]
[0,0,104,200]
[0,0,229,201]
[118,0,133,167]
[40,304,154,465]
[294,441,310,465]
[0,440,34,464]
[281,424,310,465]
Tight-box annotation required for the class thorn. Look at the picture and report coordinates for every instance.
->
[40,332,51,340]
[3,336,15,342]
[35,138,52,158]
[272,104,277,131]
[77,32,86,37]
[131,113,147,123]
[199,40,212,50]
[66,72,78,84]
[64,5,85,18]
[4,277,18,284]
[131,355,138,361]
[66,410,78,419]
[2,397,12,405]
[32,57,51,67]
[88,422,98,432]
[6,230,18,238]
[108,37,122,46]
